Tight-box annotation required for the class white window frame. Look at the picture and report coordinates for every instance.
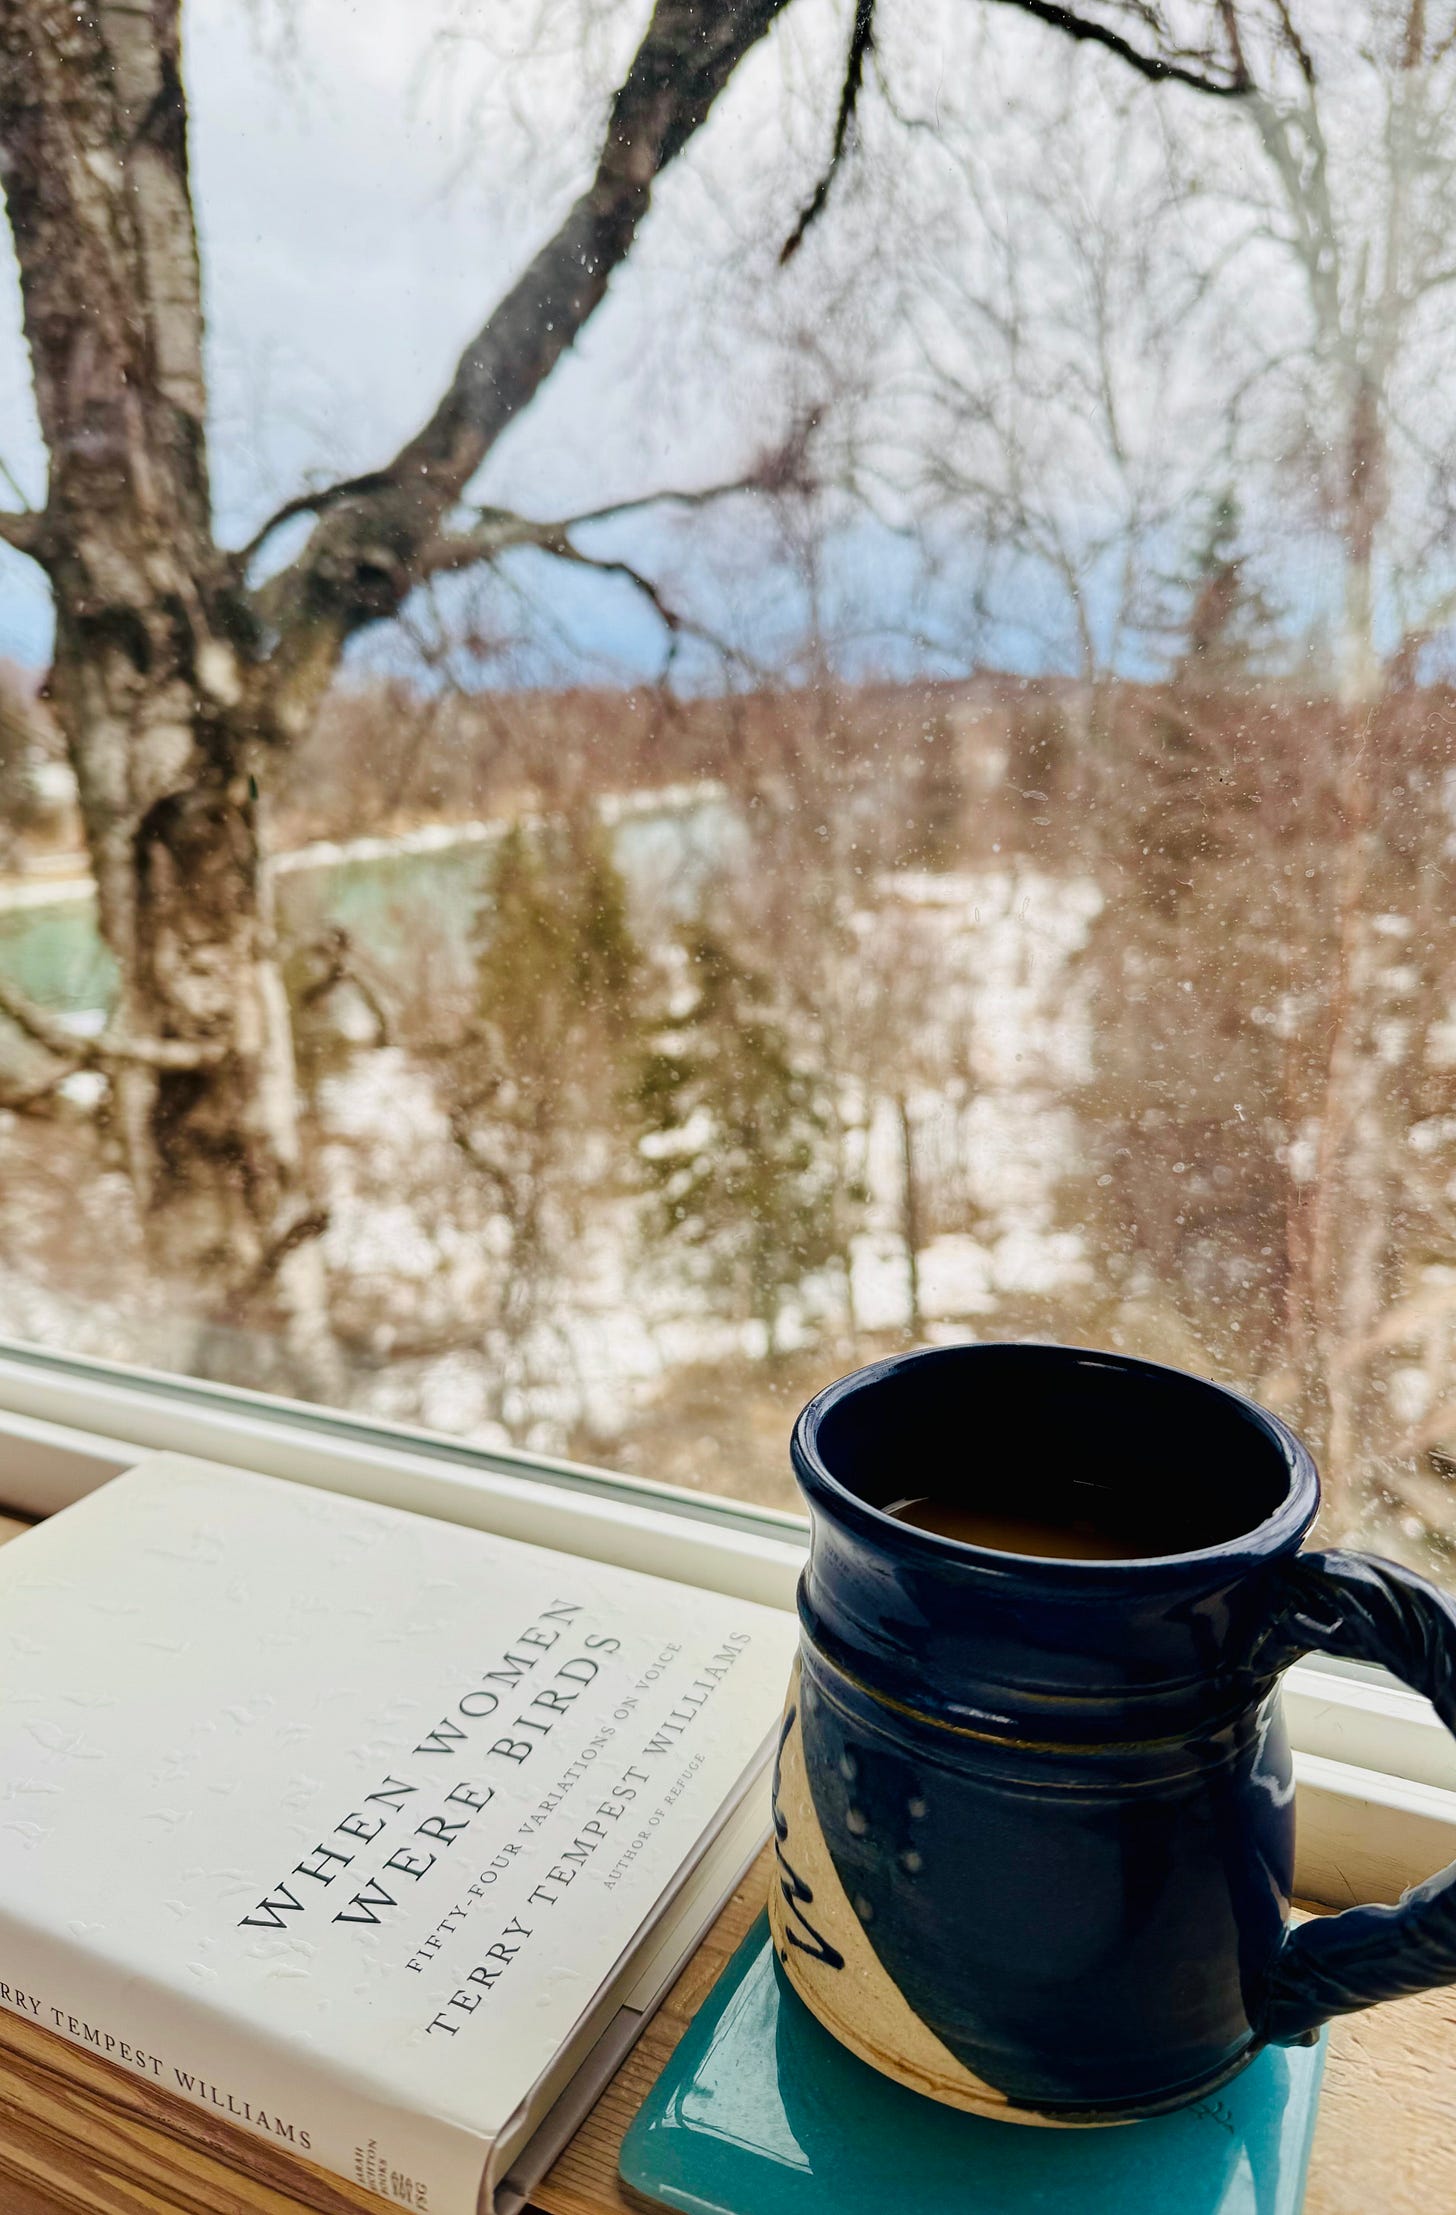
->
[0,1334,1449,1910]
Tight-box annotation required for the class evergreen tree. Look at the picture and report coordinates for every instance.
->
[451,820,643,1324]
[567,819,641,1040]
[470,817,641,1082]
[1167,490,1283,688]
[0,678,41,868]
[636,927,837,1352]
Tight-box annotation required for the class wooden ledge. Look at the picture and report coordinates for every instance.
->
[0,1847,1451,2215]
[528,1855,1456,2215]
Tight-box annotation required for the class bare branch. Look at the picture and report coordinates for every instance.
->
[416,514,599,574]
[418,509,745,673]
[235,1207,332,1303]
[1215,0,1248,83]
[1268,0,1315,87]
[0,974,89,1062]
[236,469,397,570]
[0,449,29,510]
[252,0,1251,726]
[405,461,796,676]
[0,1063,75,1115]
[558,462,799,529]
[990,0,1251,96]
[780,0,877,264]
[427,467,775,567]
[549,540,695,639]
[0,973,226,1075]
[394,0,794,502]
[0,508,45,559]
[259,0,794,686]
[294,925,394,1046]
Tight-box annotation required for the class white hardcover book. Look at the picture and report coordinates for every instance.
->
[0,1454,799,2213]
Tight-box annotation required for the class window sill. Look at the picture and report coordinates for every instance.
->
[0,1335,1451,1907]
[0,1337,805,1608]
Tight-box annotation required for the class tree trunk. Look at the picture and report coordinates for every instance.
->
[1337,378,1387,708]
[0,0,789,1387]
[48,599,342,1385]
[1314,1053,1389,1516]
[1339,546,1381,709]
[897,1092,923,1340]
[0,0,338,1385]
[1285,709,1392,1523]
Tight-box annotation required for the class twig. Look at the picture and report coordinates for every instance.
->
[236,1208,332,1302]
[780,0,878,263]
[236,471,398,570]
[0,975,227,1075]
[0,509,44,559]
[415,499,761,675]
[991,0,1251,96]
[256,467,769,589]
[294,926,394,1046]
[0,1064,75,1116]
[0,451,31,512]
[1268,0,1315,87]
[0,975,93,1061]
[554,469,786,528]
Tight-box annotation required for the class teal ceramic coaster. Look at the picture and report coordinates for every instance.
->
[620,1915,1328,2215]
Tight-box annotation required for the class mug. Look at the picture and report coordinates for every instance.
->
[768,1342,1456,2124]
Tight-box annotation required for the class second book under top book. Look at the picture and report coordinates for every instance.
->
[0,1454,799,2215]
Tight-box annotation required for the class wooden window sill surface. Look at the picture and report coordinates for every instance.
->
[0,1839,1451,2215]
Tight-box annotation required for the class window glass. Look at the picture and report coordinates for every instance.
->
[0,2,1451,1565]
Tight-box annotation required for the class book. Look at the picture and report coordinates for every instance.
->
[0,1454,799,2215]
[620,1914,1329,2215]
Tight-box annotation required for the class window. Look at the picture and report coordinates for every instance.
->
[0,2,1453,1575]
[0,1336,1449,1914]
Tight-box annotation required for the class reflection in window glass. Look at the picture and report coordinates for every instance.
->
[0,3,1452,1561]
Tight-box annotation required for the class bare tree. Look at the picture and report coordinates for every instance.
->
[1166,5,1456,1519]
[0,0,794,1382]
[875,45,1233,689]
[0,0,1252,1386]
[1211,2,1456,704]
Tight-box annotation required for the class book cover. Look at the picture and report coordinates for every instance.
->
[0,1455,798,2214]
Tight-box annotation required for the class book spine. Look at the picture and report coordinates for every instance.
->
[0,1911,491,2215]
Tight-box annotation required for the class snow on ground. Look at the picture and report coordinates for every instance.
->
[847,866,1099,1332]
[315,861,1102,1449]
[0,846,1103,1460]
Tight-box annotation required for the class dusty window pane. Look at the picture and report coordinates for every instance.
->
[0,3,1452,1566]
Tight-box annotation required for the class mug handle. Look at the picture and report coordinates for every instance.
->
[1255,1548,1456,2046]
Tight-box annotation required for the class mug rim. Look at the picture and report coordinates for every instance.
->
[791,1341,1319,1582]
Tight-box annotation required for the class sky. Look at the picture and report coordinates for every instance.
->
[0,0,1175,684]
[0,1,1446,686]
[0,0,854,671]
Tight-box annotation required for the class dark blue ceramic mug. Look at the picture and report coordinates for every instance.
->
[768,1343,1456,2123]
